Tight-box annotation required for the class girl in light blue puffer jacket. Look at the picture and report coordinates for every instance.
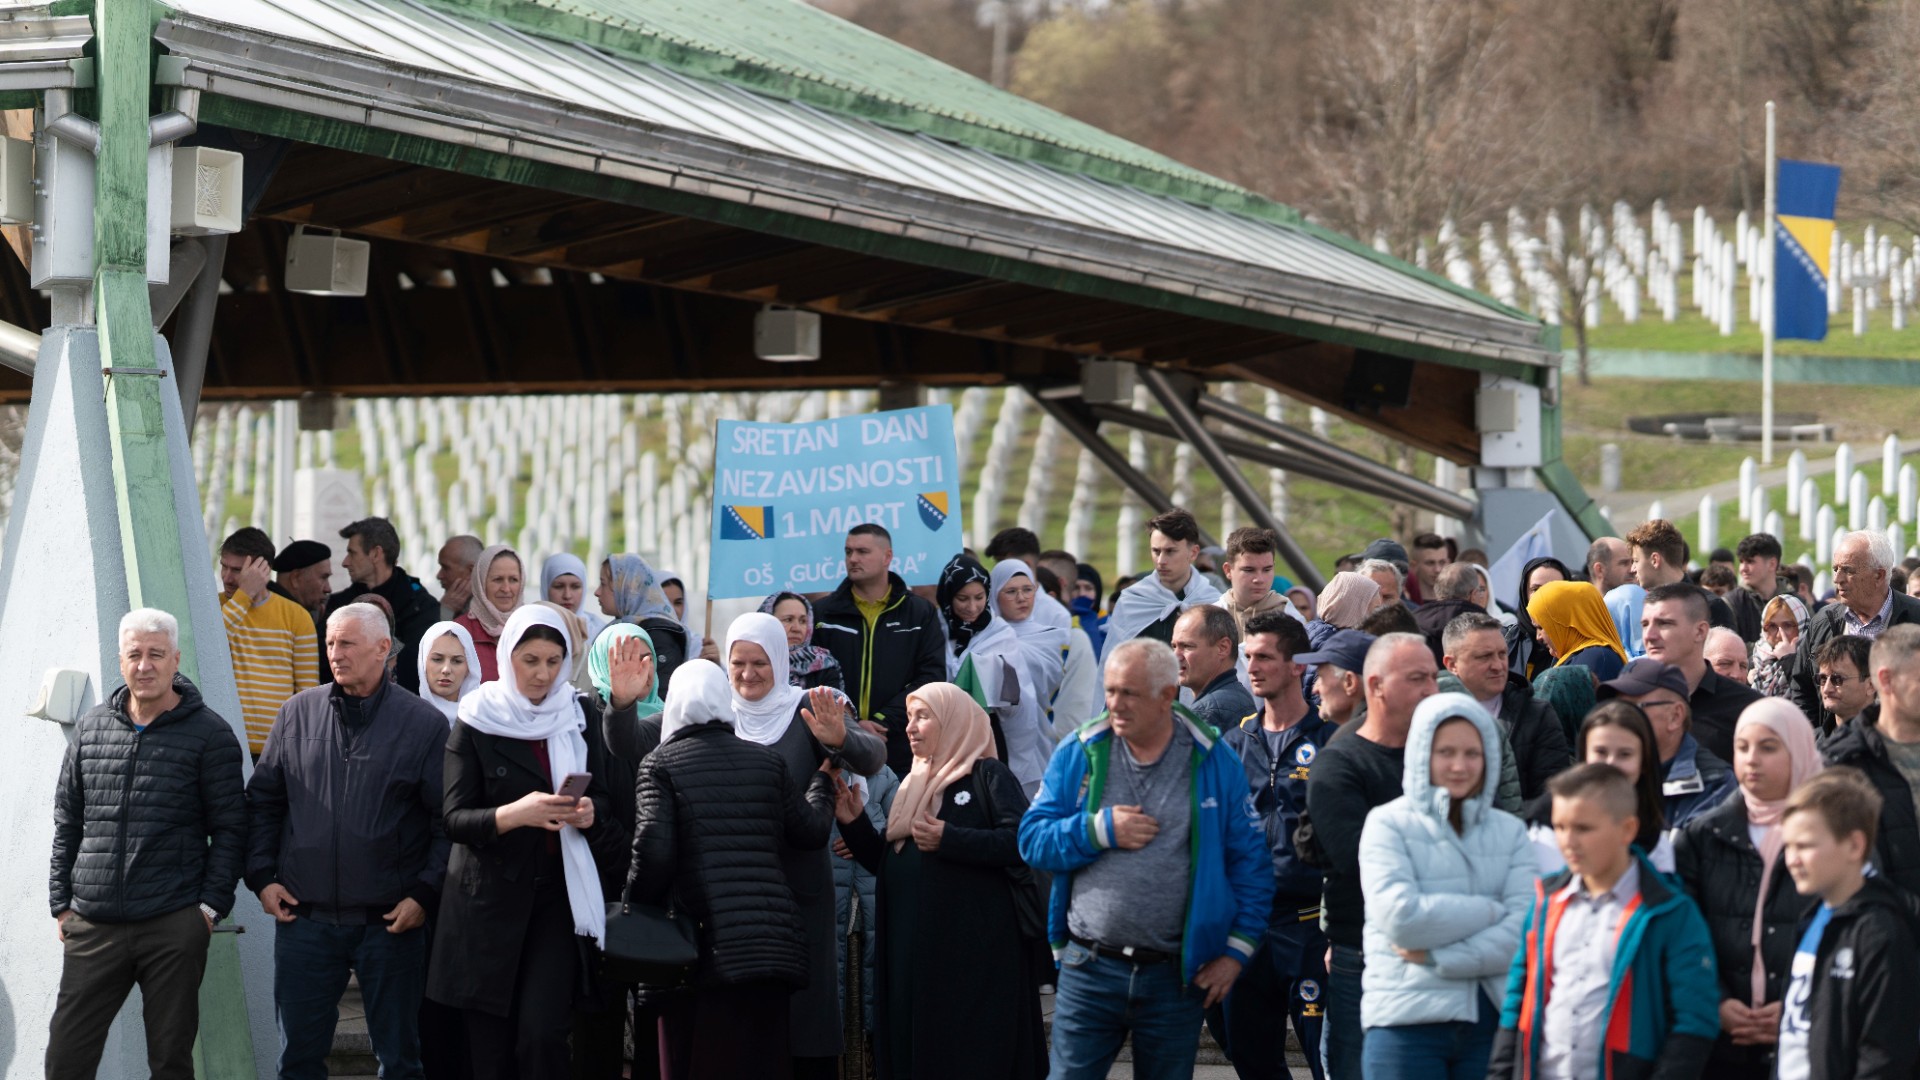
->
[1357,693,1536,1080]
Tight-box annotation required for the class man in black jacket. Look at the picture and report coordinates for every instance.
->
[1823,624,1920,898]
[47,608,247,1080]
[323,516,441,693]
[1412,563,1487,666]
[247,603,451,1080]
[1792,530,1920,730]
[810,523,946,774]
[1441,612,1572,801]
[1778,768,1920,1079]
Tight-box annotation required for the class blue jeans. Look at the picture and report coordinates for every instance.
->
[1048,941,1205,1080]
[1359,991,1497,1080]
[274,914,426,1080]
[1325,944,1366,1080]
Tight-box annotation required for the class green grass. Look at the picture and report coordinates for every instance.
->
[1583,305,1920,359]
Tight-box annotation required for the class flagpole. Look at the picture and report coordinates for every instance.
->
[1763,100,1777,465]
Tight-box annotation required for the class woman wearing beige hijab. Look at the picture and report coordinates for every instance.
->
[834,682,1046,1080]
[455,544,522,682]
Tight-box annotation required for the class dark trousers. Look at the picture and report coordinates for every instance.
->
[659,981,792,1080]
[570,985,633,1080]
[45,906,210,1080]
[1325,943,1366,1080]
[275,913,427,1080]
[464,881,580,1080]
[1206,906,1327,1080]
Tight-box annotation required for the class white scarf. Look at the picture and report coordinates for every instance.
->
[991,560,1068,700]
[723,612,807,746]
[1100,566,1222,664]
[456,605,605,947]
[416,620,483,726]
[659,658,735,744]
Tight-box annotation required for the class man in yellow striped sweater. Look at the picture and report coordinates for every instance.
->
[219,528,320,755]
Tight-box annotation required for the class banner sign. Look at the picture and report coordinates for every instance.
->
[708,404,962,599]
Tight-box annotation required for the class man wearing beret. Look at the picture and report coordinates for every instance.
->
[273,539,334,684]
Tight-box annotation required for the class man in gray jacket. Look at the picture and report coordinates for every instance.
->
[47,608,247,1080]
[246,603,450,1080]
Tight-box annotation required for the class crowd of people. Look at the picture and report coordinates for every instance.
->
[41,502,1920,1080]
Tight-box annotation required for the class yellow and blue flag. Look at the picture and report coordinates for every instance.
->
[720,504,774,541]
[1775,159,1842,341]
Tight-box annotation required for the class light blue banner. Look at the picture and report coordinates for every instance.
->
[708,404,963,599]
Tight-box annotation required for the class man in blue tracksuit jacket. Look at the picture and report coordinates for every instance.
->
[1020,637,1273,1080]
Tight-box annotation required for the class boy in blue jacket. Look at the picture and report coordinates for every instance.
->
[1489,763,1719,1080]
[1019,638,1273,1080]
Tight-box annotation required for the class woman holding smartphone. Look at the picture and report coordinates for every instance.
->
[428,605,629,1080]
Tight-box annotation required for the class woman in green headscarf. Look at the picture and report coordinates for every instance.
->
[1532,663,1599,752]
[592,623,665,767]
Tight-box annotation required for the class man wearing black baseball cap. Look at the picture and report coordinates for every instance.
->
[1296,629,1375,728]
[1597,656,1735,829]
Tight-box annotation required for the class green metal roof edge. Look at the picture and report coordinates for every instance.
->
[391,0,1331,226]
[196,94,1543,381]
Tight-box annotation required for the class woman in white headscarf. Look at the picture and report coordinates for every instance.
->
[428,606,626,1080]
[455,544,524,683]
[986,559,1068,789]
[628,658,835,1079]
[541,552,610,641]
[415,620,482,726]
[722,611,886,1071]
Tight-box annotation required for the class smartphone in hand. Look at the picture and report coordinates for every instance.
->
[556,772,592,800]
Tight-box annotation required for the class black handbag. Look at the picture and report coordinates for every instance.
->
[972,769,1047,941]
[599,893,699,987]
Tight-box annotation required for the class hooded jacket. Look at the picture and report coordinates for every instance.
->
[50,675,247,922]
[1018,705,1274,983]
[812,571,947,768]
[1789,875,1920,1080]
[1820,713,1920,897]
[1357,694,1536,1030]
[1490,851,1720,1080]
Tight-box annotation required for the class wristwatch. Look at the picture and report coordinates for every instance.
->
[199,903,219,925]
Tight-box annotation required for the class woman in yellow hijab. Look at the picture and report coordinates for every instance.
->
[1525,580,1629,681]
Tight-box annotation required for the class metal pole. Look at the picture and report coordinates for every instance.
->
[1194,392,1477,518]
[171,233,228,429]
[1094,401,1477,520]
[1138,367,1326,591]
[1763,99,1776,465]
[1028,393,1217,548]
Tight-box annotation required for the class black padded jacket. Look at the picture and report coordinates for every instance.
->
[1822,710,1920,899]
[50,675,248,921]
[626,721,834,989]
[1672,788,1819,1076]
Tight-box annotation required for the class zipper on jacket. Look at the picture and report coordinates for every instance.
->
[115,724,142,905]
[857,589,907,721]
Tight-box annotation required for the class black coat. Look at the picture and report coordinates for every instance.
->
[323,565,443,693]
[811,572,947,773]
[626,721,834,989]
[841,757,1047,1080]
[244,680,450,912]
[50,675,247,921]
[1790,591,1920,730]
[1793,876,1920,1080]
[428,697,628,1016]
[1672,789,1819,1077]
[1498,671,1573,802]
[1822,713,1920,898]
